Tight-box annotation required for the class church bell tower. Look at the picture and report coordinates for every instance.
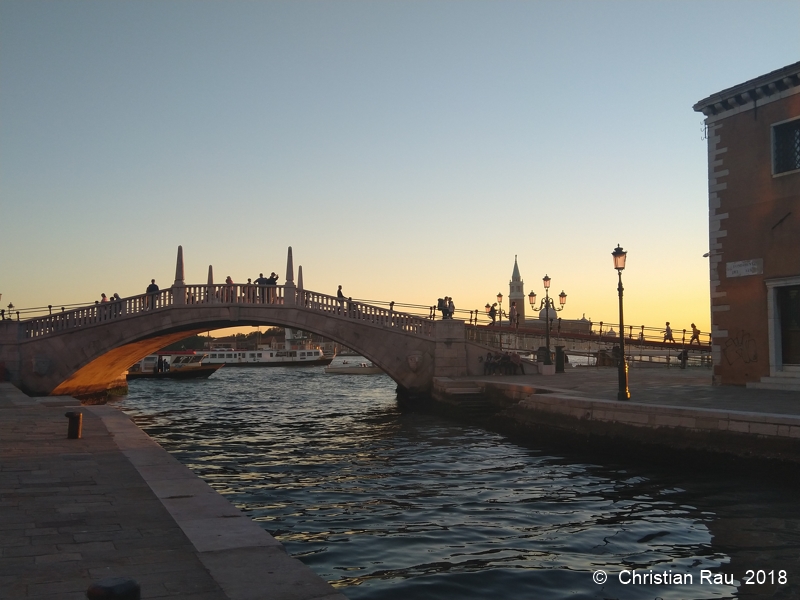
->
[509,255,525,324]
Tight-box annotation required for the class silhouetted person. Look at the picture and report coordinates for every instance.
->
[255,273,268,303]
[266,272,279,303]
[689,323,701,346]
[146,279,159,310]
[488,303,497,325]
[663,322,676,344]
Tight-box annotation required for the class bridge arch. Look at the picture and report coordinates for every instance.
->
[4,286,487,399]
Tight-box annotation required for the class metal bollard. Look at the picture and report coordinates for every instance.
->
[86,577,140,600]
[65,411,83,439]
[555,346,565,373]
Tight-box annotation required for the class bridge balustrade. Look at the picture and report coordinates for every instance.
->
[298,291,434,336]
[21,284,433,339]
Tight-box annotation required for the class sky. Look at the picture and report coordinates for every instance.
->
[1,0,798,334]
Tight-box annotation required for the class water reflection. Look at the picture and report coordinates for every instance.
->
[117,367,799,600]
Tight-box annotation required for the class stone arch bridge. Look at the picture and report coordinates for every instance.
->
[0,247,492,399]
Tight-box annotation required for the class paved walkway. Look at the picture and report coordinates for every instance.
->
[0,383,345,600]
[466,366,800,415]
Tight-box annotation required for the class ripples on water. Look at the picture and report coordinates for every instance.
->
[117,365,794,600]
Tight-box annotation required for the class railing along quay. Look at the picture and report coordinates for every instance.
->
[466,323,712,368]
[19,285,434,340]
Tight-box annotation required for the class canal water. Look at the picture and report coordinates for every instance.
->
[116,365,800,600]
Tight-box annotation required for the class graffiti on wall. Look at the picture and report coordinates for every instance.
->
[722,330,758,365]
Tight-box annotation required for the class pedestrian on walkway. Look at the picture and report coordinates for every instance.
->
[447,297,455,319]
[663,322,676,344]
[488,303,497,325]
[689,323,701,346]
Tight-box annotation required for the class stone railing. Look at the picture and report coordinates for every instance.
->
[297,290,434,336]
[22,284,433,339]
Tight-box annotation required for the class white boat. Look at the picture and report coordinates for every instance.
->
[324,361,383,375]
[202,329,333,367]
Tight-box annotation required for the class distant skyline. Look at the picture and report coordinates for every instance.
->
[2,1,798,334]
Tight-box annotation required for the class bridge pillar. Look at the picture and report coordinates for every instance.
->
[0,320,23,384]
[433,319,468,378]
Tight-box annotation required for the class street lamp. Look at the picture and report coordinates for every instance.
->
[496,293,503,328]
[528,275,567,365]
[613,244,630,401]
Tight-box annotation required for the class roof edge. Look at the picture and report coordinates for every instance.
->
[693,61,800,117]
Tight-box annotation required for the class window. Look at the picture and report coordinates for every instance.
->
[774,119,800,175]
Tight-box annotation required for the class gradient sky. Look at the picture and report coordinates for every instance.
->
[2,0,798,334]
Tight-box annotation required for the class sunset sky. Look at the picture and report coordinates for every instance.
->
[1,1,798,334]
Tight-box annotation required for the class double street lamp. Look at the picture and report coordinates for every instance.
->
[528,275,567,366]
[485,293,504,327]
[613,244,630,401]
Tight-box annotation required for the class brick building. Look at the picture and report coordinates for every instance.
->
[693,61,800,390]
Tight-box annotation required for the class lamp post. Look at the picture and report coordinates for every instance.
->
[613,244,630,401]
[528,275,567,365]
[496,293,503,328]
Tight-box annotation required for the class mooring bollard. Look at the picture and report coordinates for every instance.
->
[86,577,141,600]
[65,411,83,439]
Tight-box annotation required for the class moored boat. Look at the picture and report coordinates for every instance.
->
[127,351,222,380]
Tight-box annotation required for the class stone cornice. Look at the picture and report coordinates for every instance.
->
[693,61,800,119]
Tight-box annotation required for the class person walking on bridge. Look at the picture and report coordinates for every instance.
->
[146,279,159,310]
[663,321,676,344]
[337,285,345,313]
[689,323,701,346]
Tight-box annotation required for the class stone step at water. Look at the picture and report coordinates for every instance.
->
[444,387,483,395]
[747,378,800,392]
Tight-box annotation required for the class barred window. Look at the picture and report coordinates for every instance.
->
[774,119,800,175]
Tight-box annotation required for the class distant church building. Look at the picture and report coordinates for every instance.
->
[508,256,526,324]
[507,257,591,334]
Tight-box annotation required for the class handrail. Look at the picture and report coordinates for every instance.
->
[14,284,711,349]
[465,323,712,353]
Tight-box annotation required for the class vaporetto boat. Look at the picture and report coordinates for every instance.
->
[202,329,333,367]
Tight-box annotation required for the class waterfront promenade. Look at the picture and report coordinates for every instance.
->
[435,366,800,463]
[0,383,345,600]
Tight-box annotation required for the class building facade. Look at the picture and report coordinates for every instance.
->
[693,61,800,389]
